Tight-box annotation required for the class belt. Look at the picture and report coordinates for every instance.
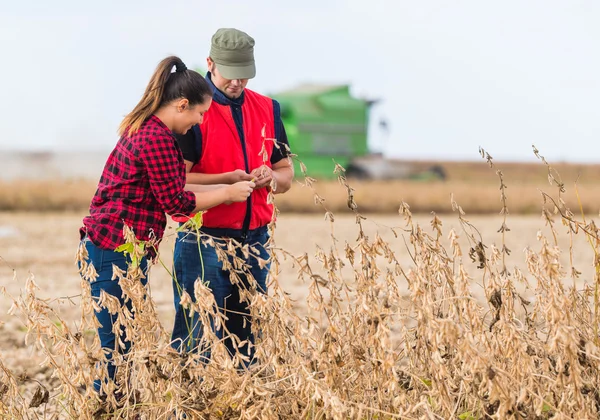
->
[179,224,269,242]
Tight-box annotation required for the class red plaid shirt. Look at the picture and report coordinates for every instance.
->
[81,115,196,253]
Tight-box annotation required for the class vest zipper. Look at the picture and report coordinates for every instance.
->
[232,104,252,242]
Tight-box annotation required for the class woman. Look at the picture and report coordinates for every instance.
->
[78,55,255,394]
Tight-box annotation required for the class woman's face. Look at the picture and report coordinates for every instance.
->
[172,97,212,135]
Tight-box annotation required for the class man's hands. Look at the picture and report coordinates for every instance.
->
[227,169,254,183]
[250,165,274,190]
[226,167,274,190]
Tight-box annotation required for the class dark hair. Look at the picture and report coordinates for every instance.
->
[119,55,211,136]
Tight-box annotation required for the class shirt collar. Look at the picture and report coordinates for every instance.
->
[206,71,245,106]
[148,114,172,135]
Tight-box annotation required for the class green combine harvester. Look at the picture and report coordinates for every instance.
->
[272,84,369,179]
[272,84,446,181]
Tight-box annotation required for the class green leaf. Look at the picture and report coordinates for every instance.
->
[176,212,205,232]
[115,241,146,269]
[458,412,476,420]
[420,378,432,388]
[115,243,133,254]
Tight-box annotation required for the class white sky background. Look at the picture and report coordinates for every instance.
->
[0,0,598,162]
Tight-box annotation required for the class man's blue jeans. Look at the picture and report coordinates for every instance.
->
[78,238,149,393]
[170,227,270,365]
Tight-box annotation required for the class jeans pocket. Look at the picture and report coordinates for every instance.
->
[178,231,201,245]
[84,240,105,277]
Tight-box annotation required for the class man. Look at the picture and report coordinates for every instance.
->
[170,28,294,366]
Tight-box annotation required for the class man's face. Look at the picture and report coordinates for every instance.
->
[207,58,249,99]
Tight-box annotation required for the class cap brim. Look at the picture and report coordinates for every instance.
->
[215,62,256,80]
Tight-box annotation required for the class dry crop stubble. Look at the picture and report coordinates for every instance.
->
[5,158,600,214]
[1,147,600,418]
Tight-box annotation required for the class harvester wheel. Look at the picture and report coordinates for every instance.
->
[345,164,371,180]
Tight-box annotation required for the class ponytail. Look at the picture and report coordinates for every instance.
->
[119,56,211,137]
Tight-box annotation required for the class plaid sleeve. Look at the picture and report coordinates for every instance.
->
[140,131,196,216]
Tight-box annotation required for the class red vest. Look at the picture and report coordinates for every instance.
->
[175,89,275,231]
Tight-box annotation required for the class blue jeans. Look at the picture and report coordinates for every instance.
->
[171,227,270,365]
[78,238,149,393]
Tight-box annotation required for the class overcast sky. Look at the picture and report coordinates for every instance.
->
[1,0,598,162]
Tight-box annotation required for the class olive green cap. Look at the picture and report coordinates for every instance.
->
[209,28,256,80]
